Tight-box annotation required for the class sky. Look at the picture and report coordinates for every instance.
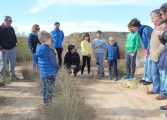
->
[0,0,166,36]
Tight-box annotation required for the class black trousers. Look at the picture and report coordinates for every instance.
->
[81,56,91,74]
[55,48,63,66]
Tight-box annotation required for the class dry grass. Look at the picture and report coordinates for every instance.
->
[16,37,31,62]
[36,68,96,120]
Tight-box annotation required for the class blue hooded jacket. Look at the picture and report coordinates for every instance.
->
[138,25,153,50]
[51,29,64,48]
[36,44,59,78]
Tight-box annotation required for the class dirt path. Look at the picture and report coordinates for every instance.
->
[0,81,41,120]
[0,67,167,120]
[78,68,167,120]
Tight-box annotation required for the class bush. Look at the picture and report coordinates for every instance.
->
[37,68,96,120]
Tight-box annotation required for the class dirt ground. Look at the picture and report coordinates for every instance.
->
[0,81,41,120]
[78,68,167,120]
[0,68,167,120]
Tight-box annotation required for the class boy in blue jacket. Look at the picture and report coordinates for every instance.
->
[36,31,59,106]
[105,37,120,80]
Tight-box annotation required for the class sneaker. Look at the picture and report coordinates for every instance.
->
[87,73,92,78]
[160,105,167,110]
[113,77,118,81]
[80,74,84,78]
[109,75,112,80]
[123,75,130,79]
[128,75,134,81]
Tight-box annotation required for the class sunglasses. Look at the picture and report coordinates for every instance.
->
[6,19,12,22]
[36,27,40,30]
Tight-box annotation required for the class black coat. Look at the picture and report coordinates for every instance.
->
[28,33,40,53]
[64,51,80,68]
[0,26,17,50]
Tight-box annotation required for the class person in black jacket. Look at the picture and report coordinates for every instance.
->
[28,24,40,69]
[0,16,17,85]
[64,45,81,76]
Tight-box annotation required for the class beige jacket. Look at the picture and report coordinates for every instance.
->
[150,30,164,62]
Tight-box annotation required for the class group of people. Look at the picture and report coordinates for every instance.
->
[0,2,167,116]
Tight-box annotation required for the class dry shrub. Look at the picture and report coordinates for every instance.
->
[37,68,96,120]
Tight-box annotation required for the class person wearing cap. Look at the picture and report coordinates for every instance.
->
[92,30,107,77]
[51,22,64,67]
[28,24,40,69]
[0,16,17,85]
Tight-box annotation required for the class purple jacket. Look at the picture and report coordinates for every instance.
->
[158,43,167,71]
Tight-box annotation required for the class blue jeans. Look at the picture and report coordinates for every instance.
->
[142,56,152,82]
[151,61,167,96]
[0,47,16,78]
[108,60,118,77]
[95,53,104,74]
[31,52,38,69]
[159,70,167,93]
[42,75,55,105]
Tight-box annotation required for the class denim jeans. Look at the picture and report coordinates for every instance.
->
[42,75,55,105]
[159,70,167,93]
[108,60,118,77]
[151,61,167,96]
[125,52,137,76]
[95,53,104,74]
[31,52,38,69]
[142,56,152,82]
[0,47,16,78]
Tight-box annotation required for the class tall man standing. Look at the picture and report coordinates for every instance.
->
[0,16,17,85]
[51,22,64,66]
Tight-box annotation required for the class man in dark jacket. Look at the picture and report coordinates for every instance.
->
[0,16,17,85]
[64,45,81,76]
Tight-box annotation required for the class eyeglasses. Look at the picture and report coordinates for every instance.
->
[36,27,40,30]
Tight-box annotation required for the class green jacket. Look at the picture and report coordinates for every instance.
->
[125,32,141,53]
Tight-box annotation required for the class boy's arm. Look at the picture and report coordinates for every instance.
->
[105,49,108,60]
[92,40,96,49]
[143,27,153,50]
[100,40,107,48]
[117,45,120,59]
[62,31,64,41]
[134,34,141,52]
